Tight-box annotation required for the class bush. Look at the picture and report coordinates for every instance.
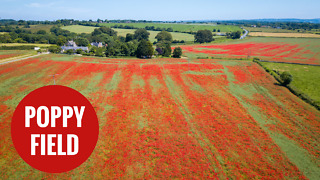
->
[280,71,293,86]
[172,47,182,58]
[48,46,61,53]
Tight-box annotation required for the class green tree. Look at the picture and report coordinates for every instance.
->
[65,49,74,55]
[194,30,213,43]
[136,40,154,58]
[37,30,47,35]
[280,72,293,86]
[99,26,117,36]
[125,33,134,42]
[156,42,171,57]
[48,46,62,53]
[172,47,183,58]
[57,36,67,46]
[0,34,12,43]
[75,38,89,46]
[155,31,173,43]
[134,29,150,41]
[226,31,241,39]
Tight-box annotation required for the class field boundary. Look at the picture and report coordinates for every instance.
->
[258,60,320,66]
[253,59,320,111]
[0,53,43,65]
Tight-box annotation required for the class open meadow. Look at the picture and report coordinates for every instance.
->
[261,62,320,104]
[0,54,319,179]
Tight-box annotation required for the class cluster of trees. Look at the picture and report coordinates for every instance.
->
[194,30,214,43]
[226,31,242,39]
[0,25,78,44]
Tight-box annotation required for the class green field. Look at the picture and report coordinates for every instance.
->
[61,25,97,34]
[23,24,55,33]
[246,27,320,34]
[261,62,320,104]
[100,22,242,33]
[0,43,52,47]
[62,25,199,42]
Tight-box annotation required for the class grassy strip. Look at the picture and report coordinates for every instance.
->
[253,59,320,110]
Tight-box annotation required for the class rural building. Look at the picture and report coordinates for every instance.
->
[216,33,226,36]
[61,40,88,52]
[90,42,104,48]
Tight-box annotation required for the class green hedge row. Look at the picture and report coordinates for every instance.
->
[0,46,36,50]
[253,59,320,111]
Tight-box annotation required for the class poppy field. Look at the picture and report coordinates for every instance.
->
[0,50,35,62]
[0,54,319,179]
[181,37,320,65]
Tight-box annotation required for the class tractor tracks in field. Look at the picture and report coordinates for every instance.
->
[160,64,228,178]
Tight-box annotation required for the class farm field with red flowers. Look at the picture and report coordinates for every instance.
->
[181,37,320,65]
[0,50,36,62]
[0,54,319,179]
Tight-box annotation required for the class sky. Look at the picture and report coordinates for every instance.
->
[0,0,319,21]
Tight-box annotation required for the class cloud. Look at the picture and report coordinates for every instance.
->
[26,2,55,8]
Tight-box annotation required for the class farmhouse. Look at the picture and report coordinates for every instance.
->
[61,40,88,52]
[90,42,104,48]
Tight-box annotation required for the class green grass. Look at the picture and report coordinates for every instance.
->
[0,50,34,55]
[62,25,97,34]
[261,62,320,103]
[246,27,320,34]
[0,43,52,47]
[100,23,242,33]
[23,24,54,33]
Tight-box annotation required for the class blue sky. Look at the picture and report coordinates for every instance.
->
[0,0,319,21]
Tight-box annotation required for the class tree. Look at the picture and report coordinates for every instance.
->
[99,26,117,36]
[37,30,47,35]
[75,37,89,46]
[156,42,171,57]
[134,29,150,41]
[136,40,154,58]
[125,33,134,42]
[65,49,74,55]
[194,30,213,43]
[48,46,62,53]
[0,34,12,43]
[76,49,83,54]
[280,72,293,86]
[226,31,241,39]
[172,47,183,58]
[155,31,173,43]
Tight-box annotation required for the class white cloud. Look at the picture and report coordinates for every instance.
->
[26,2,55,8]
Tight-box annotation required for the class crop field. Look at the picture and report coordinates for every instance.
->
[181,37,320,65]
[0,43,52,47]
[0,54,319,179]
[0,50,35,61]
[100,23,242,33]
[249,32,320,38]
[246,27,320,34]
[261,62,320,103]
[62,25,97,34]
